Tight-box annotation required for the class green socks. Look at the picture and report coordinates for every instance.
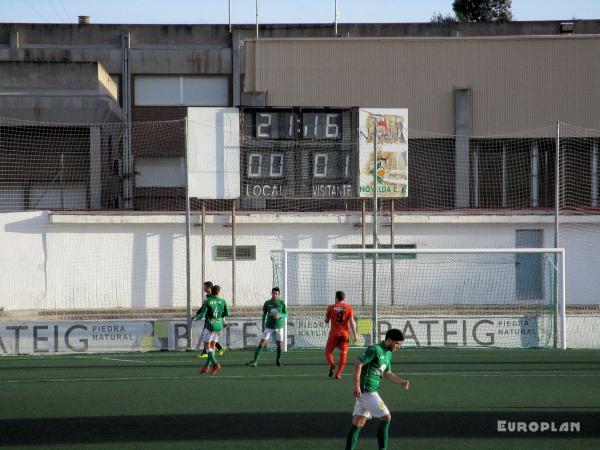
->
[377,420,390,450]
[345,425,362,450]
[345,420,388,450]
[207,351,217,366]
[253,345,263,362]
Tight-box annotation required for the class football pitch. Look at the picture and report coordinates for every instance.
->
[1,348,599,450]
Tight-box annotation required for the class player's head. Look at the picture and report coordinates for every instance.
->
[271,287,280,299]
[335,291,345,303]
[384,328,404,351]
[203,281,213,293]
[211,285,221,297]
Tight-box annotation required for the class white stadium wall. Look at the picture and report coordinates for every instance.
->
[1,211,599,350]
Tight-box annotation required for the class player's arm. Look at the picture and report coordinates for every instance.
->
[353,346,376,397]
[384,370,410,390]
[352,360,363,397]
[278,301,288,319]
[324,306,331,324]
[195,302,207,320]
[222,301,230,318]
[194,295,206,317]
[261,302,268,331]
[350,316,358,342]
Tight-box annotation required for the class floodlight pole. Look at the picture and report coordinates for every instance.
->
[256,0,259,39]
[372,124,378,345]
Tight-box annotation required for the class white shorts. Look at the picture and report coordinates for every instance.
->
[201,328,220,343]
[262,328,284,342]
[352,392,390,419]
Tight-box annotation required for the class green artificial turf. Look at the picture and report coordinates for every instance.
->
[1,348,599,449]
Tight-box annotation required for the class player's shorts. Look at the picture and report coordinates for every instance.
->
[352,392,390,419]
[201,328,220,343]
[325,333,350,353]
[262,328,284,342]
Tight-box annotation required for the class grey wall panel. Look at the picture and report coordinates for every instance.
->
[248,36,600,136]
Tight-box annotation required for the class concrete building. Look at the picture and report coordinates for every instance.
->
[1,20,599,210]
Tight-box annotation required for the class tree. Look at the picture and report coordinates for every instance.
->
[452,0,513,23]
[431,12,458,24]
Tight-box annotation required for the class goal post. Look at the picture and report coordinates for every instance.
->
[274,248,566,350]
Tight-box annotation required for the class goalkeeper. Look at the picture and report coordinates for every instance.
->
[345,328,409,450]
[247,287,288,367]
[196,281,227,357]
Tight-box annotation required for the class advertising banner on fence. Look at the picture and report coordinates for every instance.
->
[359,108,408,198]
[2,313,591,354]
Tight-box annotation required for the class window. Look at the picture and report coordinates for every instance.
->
[335,244,416,260]
[135,157,185,187]
[270,154,283,177]
[214,246,256,261]
[134,76,228,106]
[515,229,543,299]
[314,154,328,177]
[248,154,262,177]
[29,185,87,209]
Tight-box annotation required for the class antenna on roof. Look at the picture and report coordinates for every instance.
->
[334,0,339,36]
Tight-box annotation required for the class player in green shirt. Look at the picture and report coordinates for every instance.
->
[345,328,409,450]
[197,281,227,358]
[247,287,288,367]
[196,285,230,375]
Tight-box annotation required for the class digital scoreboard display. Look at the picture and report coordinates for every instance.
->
[255,111,342,140]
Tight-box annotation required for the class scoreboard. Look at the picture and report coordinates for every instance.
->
[240,108,355,200]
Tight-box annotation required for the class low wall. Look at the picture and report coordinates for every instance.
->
[1,314,598,354]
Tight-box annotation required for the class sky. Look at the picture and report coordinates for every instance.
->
[1,0,598,24]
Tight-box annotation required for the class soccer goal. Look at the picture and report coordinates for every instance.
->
[272,248,566,350]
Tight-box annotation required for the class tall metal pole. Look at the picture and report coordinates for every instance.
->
[390,200,395,306]
[60,154,65,209]
[228,0,232,33]
[554,122,560,248]
[256,0,259,39]
[334,0,338,36]
[554,121,560,349]
[372,125,378,345]
[121,33,132,209]
[560,250,567,350]
[232,200,236,307]
[184,118,192,351]
[361,199,366,307]
[201,200,206,290]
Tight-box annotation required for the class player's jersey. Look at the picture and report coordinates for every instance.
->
[262,299,287,329]
[326,302,354,336]
[196,293,212,316]
[358,342,392,393]
[198,296,229,331]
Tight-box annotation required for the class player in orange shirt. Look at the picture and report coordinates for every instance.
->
[325,290,359,379]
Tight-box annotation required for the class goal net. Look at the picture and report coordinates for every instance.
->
[272,248,565,349]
